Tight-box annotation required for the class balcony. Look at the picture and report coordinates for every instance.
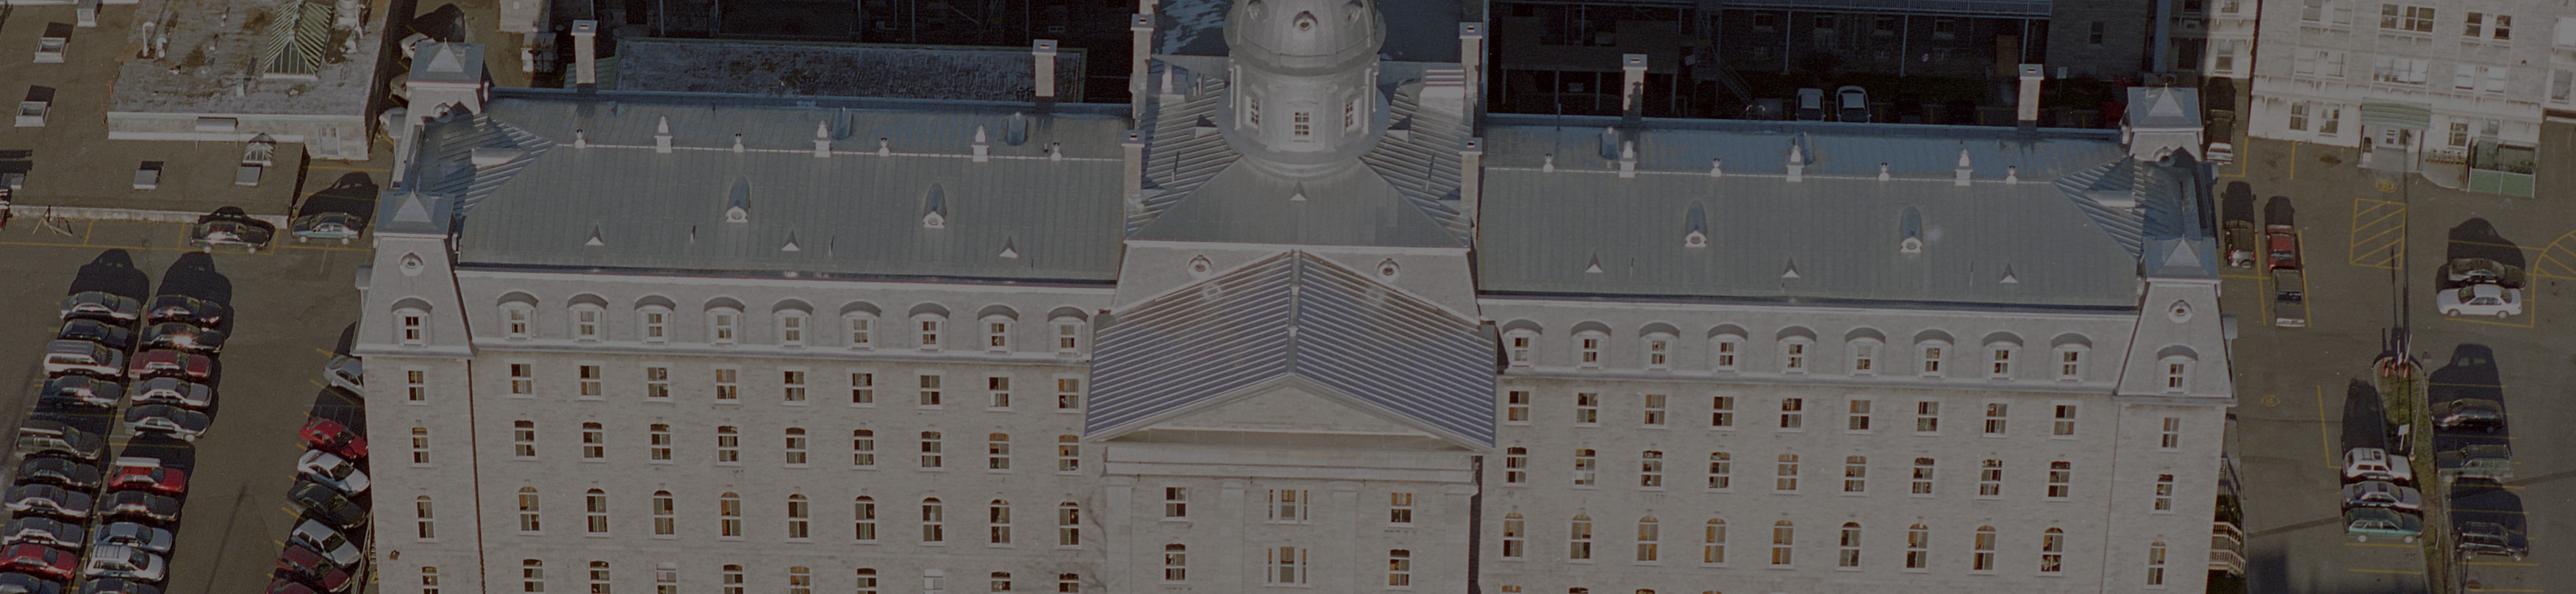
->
[2208,520,2247,576]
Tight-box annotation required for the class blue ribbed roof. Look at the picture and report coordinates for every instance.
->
[1087,251,1495,448]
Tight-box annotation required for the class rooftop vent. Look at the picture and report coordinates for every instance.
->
[1684,203,1707,248]
[780,231,801,252]
[923,183,948,229]
[1954,148,1973,186]
[470,146,524,168]
[584,225,604,246]
[725,176,750,223]
[1584,255,1603,274]
[1781,259,1800,279]
[1999,264,2019,284]
[1597,127,1619,160]
[972,126,990,162]
[1708,157,1722,178]
[1006,112,1029,146]
[998,239,1020,260]
[1900,207,1923,253]
[654,117,673,153]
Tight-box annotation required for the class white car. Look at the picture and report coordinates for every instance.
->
[297,450,369,495]
[2437,283,2521,318]
[290,518,363,569]
[2205,141,2235,165]
[80,545,164,582]
[2343,448,2414,484]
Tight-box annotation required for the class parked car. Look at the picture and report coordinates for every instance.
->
[143,296,225,327]
[285,480,365,529]
[107,465,186,497]
[187,208,274,253]
[127,379,212,411]
[4,485,90,520]
[296,451,368,495]
[2442,257,2527,289]
[1,518,81,550]
[298,418,366,460]
[0,572,61,594]
[2436,444,2514,483]
[2342,448,2413,484]
[1835,85,1869,122]
[12,458,99,492]
[122,406,210,442]
[97,492,178,525]
[2455,520,2528,560]
[273,543,351,593]
[2436,282,2522,318]
[75,578,157,594]
[57,293,139,324]
[41,341,124,380]
[323,356,361,394]
[2433,398,2505,432]
[13,422,102,462]
[288,519,362,569]
[125,350,210,382]
[55,320,132,351]
[2340,481,2422,512]
[2344,507,2422,543]
[138,323,223,355]
[87,523,172,556]
[290,213,363,243]
[77,546,160,583]
[2221,220,2258,268]
[0,545,74,582]
[2264,223,2300,271]
[37,377,121,409]
[2205,140,2235,165]
[1795,87,1825,121]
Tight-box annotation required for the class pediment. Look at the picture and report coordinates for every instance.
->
[1155,381,1436,437]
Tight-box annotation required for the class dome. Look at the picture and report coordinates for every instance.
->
[1226,0,1382,74]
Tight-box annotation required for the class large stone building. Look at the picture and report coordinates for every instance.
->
[2214,0,2569,187]
[354,1,2233,593]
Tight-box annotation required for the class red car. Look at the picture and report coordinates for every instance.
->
[2264,223,2300,271]
[276,543,351,593]
[298,418,367,460]
[109,465,189,496]
[1,543,76,582]
[126,350,212,382]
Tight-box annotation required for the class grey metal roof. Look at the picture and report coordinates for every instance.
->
[1720,0,2053,17]
[1154,0,1463,62]
[437,91,1130,282]
[2125,87,2200,131]
[411,43,485,85]
[1475,116,2189,308]
[1088,251,1495,447]
[610,38,1087,102]
[1127,64,1473,247]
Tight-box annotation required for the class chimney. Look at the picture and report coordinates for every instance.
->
[1121,130,1145,203]
[1459,137,1484,229]
[1953,148,1972,186]
[973,126,990,162]
[813,121,831,157]
[1621,54,1647,118]
[1617,141,1637,178]
[1709,157,1722,178]
[2017,63,2043,132]
[570,20,599,87]
[654,116,672,153]
[1031,40,1059,101]
[1785,143,1804,182]
[1459,23,1485,112]
[1129,14,1156,121]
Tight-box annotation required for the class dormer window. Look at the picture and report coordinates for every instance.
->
[1711,333,1745,372]
[845,311,878,350]
[778,310,809,347]
[571,304,604,342]
[2055,346,2086,380]
[396,307,429,346]
[708,308,741,346]
[1849,340,1881,376]
[2161,357,2194,392]
[1292,111,1312,139]
[1574,330,1606,368]
[915,314,946,351]
[1917,341,1949,377]
[1504,329,1537,368]
[983,315,1015,353]
[502,303,533,340]
[1052,316,1087,356]
[1988,343,2018,379]
[1642,334,1674,371]
[1781,339,1811,373]
[638,306,672,344]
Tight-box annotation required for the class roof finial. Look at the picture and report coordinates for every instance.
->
[1784,143,1804,183]
[813,121,831,157]
[2006,165,2019,185]
[1709,157,1722,178]
[1878,162,1890,182]
[1542,153,1554,173]
[654,116,672,153]
[1048,142,1063,161]
[972,126,990,162]
[573,129,587,149]
[731,133,745,153]
[878,137,892,157]
[1954,148,1973,187]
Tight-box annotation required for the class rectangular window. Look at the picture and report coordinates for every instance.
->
[851,372,876,406]
[2161,417,2183,449]
[987,434,1012,471]
[2052,404,2078,436]
[1505,390,1531,423]
[1267,546,1308,584]
[648,424,671,462]
[1164,487,1189,519]
[1639,451,1665,489]
[1914,401,1940,433]
[786,430,809,466]
[1905,526,1928,570]
[715,426,740,464]
[1506,334,1533,366]
[2380,4,2434,32]
[575,309,601,341]
[651,493,674,536]
[1645,338,1670,369]
[1055,321,1083,354]
[1573,449,1598,487]
[1164,545,1189,582]
[1267,490,1309,523]
[918,374,943,407]
[1503,447,1528,484]
[987,376,1012,409]
[1846,399,1872,432]
[2464,11,2482,37]
[1920,346,1943,376]
[712,367,739,401]
[1706,452,1732,490]
[512,421,537,459]
[1710,396,1735,428]
[710,311,738,345]
[1576,335,1602,367]
[423,567,441,594]
[1778,398,1804,429]
[2289,101,2310,131]
[416,498,437,539]
[1775,454,1800,492]
[1057,436,1080,473]
[2147,543,2167,585]
[640,310,669,343]
[1501,516,1526,559]
[406,369,428,402]
[580,423,604,460]
[509,364,534,395]
[2452,121,2475,147]
[1850,343,1876,374]
[2495,14,2513,40]
[2057,348,2083,379]
[1782,342,1808,372]
[1989,348,2015,377]
[1713,337,1740,371]
[2087,21,2105,45]
[1387,493,1414,525]
[986,320,1010,351]
[505,307,531,338]
[1055,378,1081,412]
[918,318,942,348]
[920,432,943,468]
[851,430,876,468]
[777,369,806,403]
[846,315,873,348]
[1842,456,1867,493]
[1770,523,1794,566]
[2483,67,2509,93]
[1983,403,2008,436]
[644,366,670,400]
[1978,460,2003,497]
[1573,393,1600,425]
[1642,394,1667,427]
[411,428,432,465]
[2154,474,2176,512]
[2047,462,2072,498]
[1909,458,1934,495]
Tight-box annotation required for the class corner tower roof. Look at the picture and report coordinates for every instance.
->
[1226,0,1384,74]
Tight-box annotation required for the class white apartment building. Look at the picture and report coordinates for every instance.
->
[2214,0,2573,177]
[353,1,2234,593]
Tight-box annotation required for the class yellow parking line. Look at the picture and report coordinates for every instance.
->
[313,348,337,357]
[2347,568,2422,575]
[2447,240,2542,251]
[2467,589,2547,593]
[307,165,389,173]
[80,221,94,245]
[2222,273,2266,280]
[2315,386,2334,469]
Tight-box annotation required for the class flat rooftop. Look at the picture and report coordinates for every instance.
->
[107,0,390,117]
[611,37,1087,102]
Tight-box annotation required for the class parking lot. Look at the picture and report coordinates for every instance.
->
[0,221,365,593]
[2220,129,2576,594]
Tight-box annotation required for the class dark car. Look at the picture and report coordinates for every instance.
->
[2433,398,2505,432]
[143,296,225,328]
[57,293,140,324]
[0,545,74,582]
[98,491,179,525]
[76,577,158,594]
[138,323,223,355]
[107,465,186,497]
[273,543,350,593]
[285,480,365,529]
[0,572,63,594]
[1,518,82,550]
[37,377,121,409]
[54,320,132,351]
[125,350,211,382]
[4,485,90,520]
[13,458,99,491]
[13,421,103,462]
[2455,520,2528,560]
[298,418,366,460]
[187,208,275,254]
[122,406,210,442]
[129,378,213,410]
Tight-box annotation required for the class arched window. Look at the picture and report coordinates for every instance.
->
[912,311,946,351]
[583,489,607,534]
[719,565,743,594]
[853,496,878,542]
[1978,459,2004,497]
[2146,541,2167,585]
[395,305,430,346]
[2039,527,2065,574]
[786,566,812,594]
[415,495,435,539]
[984,499,1013,545]
[920,498,946,543]
[2161,354,2195,392]
[987,433,1012,470]
[1163,544,1189,582]
[521,559,545,593]
[1905,524,1928,570]
[1387,549,1412,587]
[1972,526,1997,571]
[1701,519,1726,565]
[855,568,879,594]
[500,298,534,339]
[2052,334,2092,380]
[1770,521,1795,566]
[706,304,741,346]
[650,491,674,536]
[569,299,604,342]
[1500,513,1525,559]
[515,487,541,533]
[718,493,743,537]
[1849,337,1882,375]
[1987,340,2019,379]
[589,561,612,594]
[1836,522,1862,568]
[1635,517,1660,562]
[787,495,812,540]
[1567,515,1594,560]
[776,307,810,347]
[635,304,672,344]
[1780,335,1814,373]
[981,312,1015,353]
[1503,327,1539,368]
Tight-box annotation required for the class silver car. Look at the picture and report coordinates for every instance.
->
[4,484,91,520]
[1,517,82,549]
[296,451,368,495]
[288,519,362,569]
[121,406,210,442]
[290,213,363,243]
[129,379,213,410]
[78,545,162,582]
[87,523,171,556]
[2341,480,2422,512]
[58,292,139,323]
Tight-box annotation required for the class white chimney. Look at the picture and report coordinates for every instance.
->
[1785,144,1804,182]
[1621,54,1648,115]
[973,126,990,162]
[654,116,671,153]
[1709,157,1722,178]
[571,20,598,87]
[1877,162,1889,182]
[1459,137,1484,228]
[1120,130,1145,201]
[813,121,831,157]
[1459,23,1485,111]
[2017,63,2044,131]
[1128,14,1155,120]
[1617,141,1637,178]
[1031,39,1059,101]
[1954,148,1972,186]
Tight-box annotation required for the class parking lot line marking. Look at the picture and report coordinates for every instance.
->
[2347,568,2422,575]
[2466,589,2547,593]
[2315,386,2334,470]
[2430,382,2507,388]
[279,244,372,253]
[2464,561,2540,567]
[2538,231,2576,279]
[307,165,390,173]
[308,379,325,387]
[313,348,337,356]
[2221,273,2266,280]
[2342,542,2416,548]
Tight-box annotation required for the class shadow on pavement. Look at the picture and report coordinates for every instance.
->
[2444,219,2525,270]
[2340,379,2388,453]
[332,323,357,357]
[2264,196,2296,228]
[2224,182,2257,223]
[293,173,379,223]
[2450,480,2525,534]
[2425,344,2504,404]
[68,250,150,300]
[155,253,233,310]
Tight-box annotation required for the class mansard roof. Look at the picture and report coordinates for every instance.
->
[1087,251,1496,448]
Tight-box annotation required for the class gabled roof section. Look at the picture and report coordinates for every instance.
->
[2125,87,2200,132]
[257,0,335,77]
[1088,251,1495,448]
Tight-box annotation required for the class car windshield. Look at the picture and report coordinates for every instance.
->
[325,464,353,479]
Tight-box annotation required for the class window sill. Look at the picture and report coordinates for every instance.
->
[1055,409,1082,414]
[782,401,810,407]
[984,407,1012,412]
[852,466,878,471]
[849,403,877,408]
